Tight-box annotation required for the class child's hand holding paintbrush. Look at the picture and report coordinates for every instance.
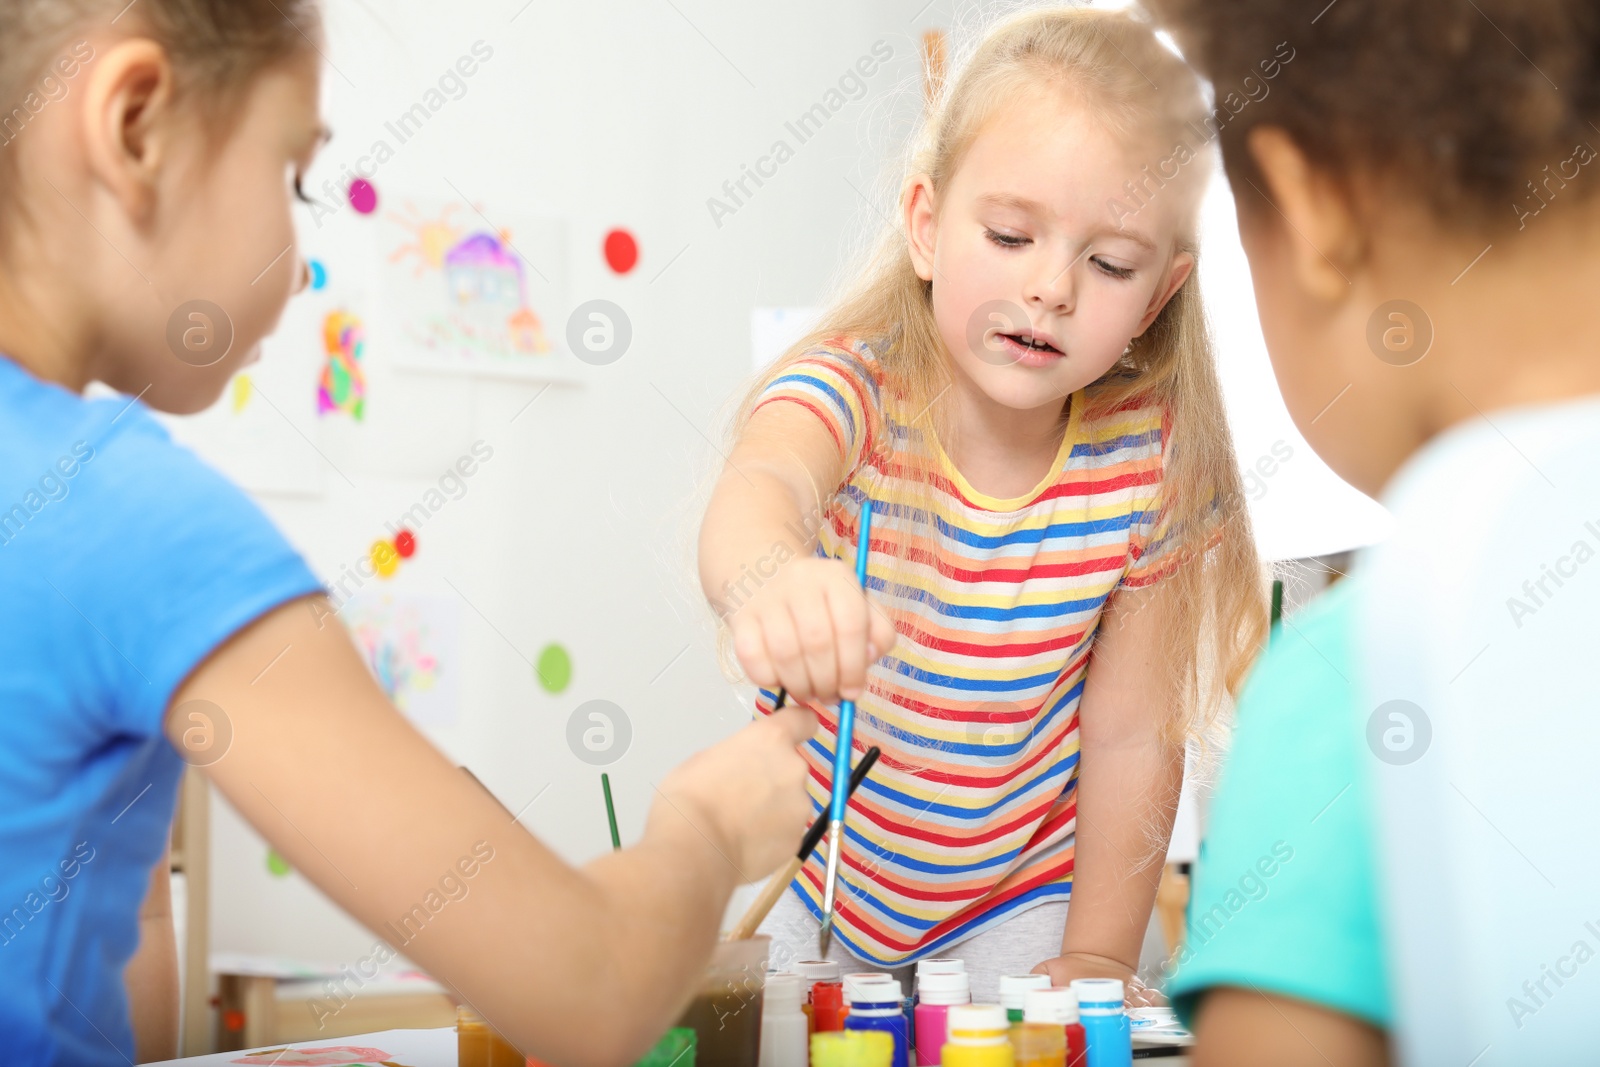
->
[650,702,821,879]
[726,732,882,941]
[702,426,895,705]
[719,553,896,703]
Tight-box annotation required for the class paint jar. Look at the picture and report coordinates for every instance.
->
[913,971,969,1066]
[843,974,895,998]
[674,935,769,1067]
[1068,980,1131,1067]
[796,960,845,983]
[760,973,808,1067]
[1008,1022,1065,1067]
[842,970,888,1027]
[456,1005,526,1067]
[633,1028,697,1066]
[916,958,966,981]
[998,975,1052,1026]
[941,1004,1015,1067]
[913,958,964,1006]
[796,960,844,1034]
[910,958,964,1057]
[813,981,848,1032]
[1024,987,1087,1067]
[845,976,907,1067]
[844,971,892,993]
[811,1030,894,1067]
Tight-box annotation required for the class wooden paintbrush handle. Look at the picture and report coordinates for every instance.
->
[725,856,803,941]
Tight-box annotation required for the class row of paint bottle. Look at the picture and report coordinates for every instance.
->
[761,956,1128,1067]
[762,960,854,1067]
[955,979,1129,1067]
[939,981,1125,1067]
[762,958,924,1067]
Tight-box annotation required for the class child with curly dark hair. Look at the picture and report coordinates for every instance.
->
[1147,1,1600,1064]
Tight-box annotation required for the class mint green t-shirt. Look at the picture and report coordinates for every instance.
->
[1168,579,1390,1029]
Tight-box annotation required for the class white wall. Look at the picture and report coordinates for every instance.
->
[183,0,1387,969]
[188,0,946,967]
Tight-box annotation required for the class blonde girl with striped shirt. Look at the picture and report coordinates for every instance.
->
[700,7,1265,1000]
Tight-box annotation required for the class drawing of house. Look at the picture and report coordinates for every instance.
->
[444,232,524,309]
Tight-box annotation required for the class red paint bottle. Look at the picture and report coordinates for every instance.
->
[796,959,843,1035]
[813,981,848,1033]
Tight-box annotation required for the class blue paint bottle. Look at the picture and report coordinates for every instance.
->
[1069,979,1131,1067]
[845,976,908,1067]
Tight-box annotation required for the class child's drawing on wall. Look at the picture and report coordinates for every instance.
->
[384,198,562,372]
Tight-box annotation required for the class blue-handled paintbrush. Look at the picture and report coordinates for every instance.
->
[819,498,874,955]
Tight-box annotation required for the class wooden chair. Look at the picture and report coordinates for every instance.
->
[170,766,214,1056]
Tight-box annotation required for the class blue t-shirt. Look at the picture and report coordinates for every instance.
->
[0,356,323,1066]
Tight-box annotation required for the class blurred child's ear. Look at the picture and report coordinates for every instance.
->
[1243,126,1362,303]
[903,175,939,282]
[1135,251,1193,337]
[80,39,176,224]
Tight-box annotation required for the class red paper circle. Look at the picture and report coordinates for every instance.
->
[394,529,416,558]
[603,228,638,274]
[348,178,378,215]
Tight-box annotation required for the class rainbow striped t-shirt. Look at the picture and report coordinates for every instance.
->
[750,338,1186,966]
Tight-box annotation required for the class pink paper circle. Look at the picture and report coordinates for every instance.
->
[347,179,378,215]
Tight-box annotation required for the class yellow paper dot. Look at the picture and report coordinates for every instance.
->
[371,539,400,578]
[232,374,253,413]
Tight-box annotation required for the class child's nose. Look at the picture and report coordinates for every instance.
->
[1024,247,1078,313]
[292,257,311,294]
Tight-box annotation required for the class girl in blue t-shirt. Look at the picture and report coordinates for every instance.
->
[0,4,816,1065]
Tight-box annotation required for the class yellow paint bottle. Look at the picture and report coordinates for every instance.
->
[812,1029,895,1067]
[941,1004,1015,1067]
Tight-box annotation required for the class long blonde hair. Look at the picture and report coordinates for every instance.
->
[732,5,1267,744]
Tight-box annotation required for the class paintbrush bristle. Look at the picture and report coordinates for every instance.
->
[818,914,834,957]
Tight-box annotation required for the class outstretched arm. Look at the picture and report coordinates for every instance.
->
[169,594,817,1067]
[700,401,894,703]
[1193,988,1390,1067]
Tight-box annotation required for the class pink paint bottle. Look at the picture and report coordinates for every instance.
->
[913,971,970,1066]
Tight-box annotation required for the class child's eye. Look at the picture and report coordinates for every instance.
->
[984,228,1029,248]
[1091,255,1135,280]
[294,175,315,205]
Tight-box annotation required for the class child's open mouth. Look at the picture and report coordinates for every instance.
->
[995,331,1063,366]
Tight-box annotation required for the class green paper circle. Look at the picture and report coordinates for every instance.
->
[266,848,292,878]
[536,643,572,694]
